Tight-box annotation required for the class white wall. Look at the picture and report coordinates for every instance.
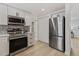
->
[71,19,79,37]
[70,3,79,55]
[71,3,79,37]
[34,17,39,41]
[65,3,71,56]
[38,15,49,43]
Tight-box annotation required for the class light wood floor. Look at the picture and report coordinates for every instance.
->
[71,38,79,56]
[16,41,64,56]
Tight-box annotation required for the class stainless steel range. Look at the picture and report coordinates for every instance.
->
[8,26,26,39]
[7,15,28,55]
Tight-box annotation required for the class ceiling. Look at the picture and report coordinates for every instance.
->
[6,3,65,17]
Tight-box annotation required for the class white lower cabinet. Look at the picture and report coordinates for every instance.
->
[0,36,9,56]
[27,32,34,46]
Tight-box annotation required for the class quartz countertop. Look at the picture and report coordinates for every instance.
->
[0,34,9,37]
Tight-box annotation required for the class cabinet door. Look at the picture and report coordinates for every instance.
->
[25,15,32,26]
[0,4,8,25]
[19,11,26,18]
[0,37,9,56]
[8,7,25,18]
[8,7,15,16]
[8,7,20,16]
[27,33,34,46]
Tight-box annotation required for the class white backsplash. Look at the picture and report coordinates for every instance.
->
[0,25,8,34]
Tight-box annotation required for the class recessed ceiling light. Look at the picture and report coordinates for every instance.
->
[41,8,45,11]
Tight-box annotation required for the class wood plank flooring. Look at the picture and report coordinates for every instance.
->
[71,38,79,56]
[16,41,64,56]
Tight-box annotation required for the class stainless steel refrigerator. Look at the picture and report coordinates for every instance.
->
[49,15,65,52]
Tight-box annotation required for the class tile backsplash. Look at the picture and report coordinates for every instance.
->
[0,25,8,34]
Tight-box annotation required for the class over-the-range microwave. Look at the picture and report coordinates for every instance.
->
[8,15,25,25]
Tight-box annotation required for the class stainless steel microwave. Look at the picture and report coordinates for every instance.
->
[8,15,25,25]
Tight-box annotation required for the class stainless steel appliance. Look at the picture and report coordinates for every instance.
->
[9,36,28,53]
[7,26,25,39]
[8,15,25,25]
[7,15,28,55]
[49,15,65,52]
[8,26,28,55]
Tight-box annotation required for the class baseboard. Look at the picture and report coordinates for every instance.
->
[38,40,49,44]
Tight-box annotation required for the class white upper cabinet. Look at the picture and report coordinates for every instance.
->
[25,15,32,26]
[7,6,33,26]
[8,6,25,18]
[19,11,26,18]
[0,4,8,25]
[8,7,17,16]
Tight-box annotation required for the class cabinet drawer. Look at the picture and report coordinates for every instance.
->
[27,34,32,37]
[28,41,33,46]
[28,39,33,43]
[28,39,33,42]
[28,41,33,44]
[28,37,32,40]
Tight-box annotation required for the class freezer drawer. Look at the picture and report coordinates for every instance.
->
[57,37,65,51]
[49,36,58,49]
[49,36,65,52]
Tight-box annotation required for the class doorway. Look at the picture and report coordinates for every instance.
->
[70,3,79,56]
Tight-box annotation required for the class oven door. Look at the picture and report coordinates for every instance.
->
[9,37,28,53]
